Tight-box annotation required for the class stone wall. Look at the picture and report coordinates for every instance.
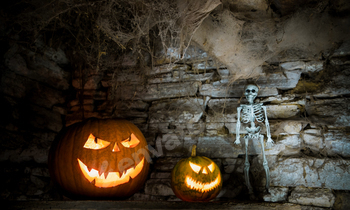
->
[66,42,349,208]
[0,40,71,200]
[1,40,350,209]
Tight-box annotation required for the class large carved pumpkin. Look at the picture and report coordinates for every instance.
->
[171,145,222,202]
[49,118,150,199]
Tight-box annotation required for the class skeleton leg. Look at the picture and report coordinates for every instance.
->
[259,134,270,191]
[244,135,253,194]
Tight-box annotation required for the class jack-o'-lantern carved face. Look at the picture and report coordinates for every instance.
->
[49,118,150,199]
[185,161,221,193]
[171,145,222,202]
[77,133,144,188]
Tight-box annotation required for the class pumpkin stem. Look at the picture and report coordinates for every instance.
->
[191,145,197,157]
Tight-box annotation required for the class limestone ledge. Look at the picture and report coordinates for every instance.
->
[146,97,304,125]
[288,187,335,208]
[270,157,350,190]
[146,131,301,158]
[148,71,214,84]
[299,128,350,158]
[199,70,301,97]
[149,98,205,124]
[110,82,200,101]
[280,61,323,73]
[263,187,289,202]
[306,98,350,126]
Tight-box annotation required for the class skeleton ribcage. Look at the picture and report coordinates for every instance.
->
[241,103,265,123]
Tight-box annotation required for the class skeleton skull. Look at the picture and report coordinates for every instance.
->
[244,84,259,104]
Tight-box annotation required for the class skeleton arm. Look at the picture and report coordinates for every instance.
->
[235,107,242,144]
[263,106,274,148]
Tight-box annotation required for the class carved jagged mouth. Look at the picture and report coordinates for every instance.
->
[77,158,144,188]
[185,175,221,193]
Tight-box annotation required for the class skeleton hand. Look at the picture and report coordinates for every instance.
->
[266,138,274,148]
[234,139,241,145]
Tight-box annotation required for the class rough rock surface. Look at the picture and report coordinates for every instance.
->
[1,6,350,208]
[263,187,289,202]
[149,98,204,124]
[0,42,70,200]
[270,158,350,190]
[288,187,335,207]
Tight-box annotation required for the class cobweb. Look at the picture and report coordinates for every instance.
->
[191,0,350,82]
[8,0,221,71]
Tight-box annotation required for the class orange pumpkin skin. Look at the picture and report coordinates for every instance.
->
[49,118,150,199]
[171,153,222,202]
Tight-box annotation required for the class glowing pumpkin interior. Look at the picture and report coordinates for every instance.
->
[186,161,221,193]
[77,133,143,188]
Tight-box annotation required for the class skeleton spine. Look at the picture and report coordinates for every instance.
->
[242,107,250,123]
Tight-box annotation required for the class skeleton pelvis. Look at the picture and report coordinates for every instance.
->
[246,126,260,134]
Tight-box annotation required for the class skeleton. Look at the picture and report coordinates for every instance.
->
[235,84,274,194]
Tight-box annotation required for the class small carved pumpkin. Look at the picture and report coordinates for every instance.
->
[171,145,222,202]
[49,118,150,199]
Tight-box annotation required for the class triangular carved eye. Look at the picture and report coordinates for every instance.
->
[189,161,201,174]
[120,133,140,148]
[83,134,110,150]
[208,163,215,172]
